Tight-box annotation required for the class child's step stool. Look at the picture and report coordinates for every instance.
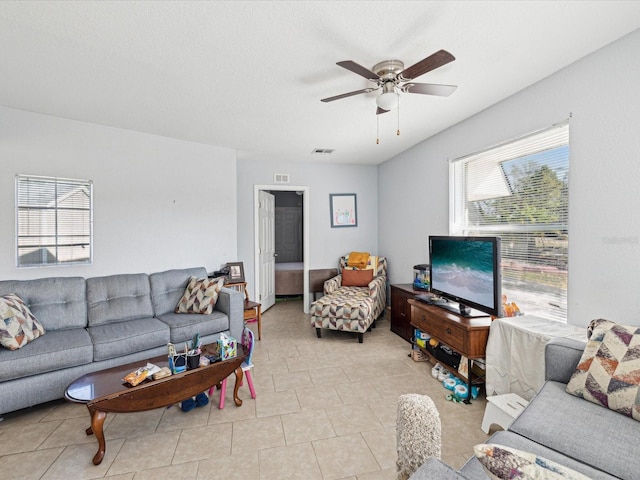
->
[481,393,529,434]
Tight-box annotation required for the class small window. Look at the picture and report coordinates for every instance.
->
[16,175,93,267]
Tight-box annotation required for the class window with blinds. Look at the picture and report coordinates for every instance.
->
[16,175,93,267]
[450,122,569,322]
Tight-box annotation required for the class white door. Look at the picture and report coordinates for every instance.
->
[258,190,276,311]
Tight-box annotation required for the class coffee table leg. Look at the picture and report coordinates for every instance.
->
[89,409,107,465]
[233,367,244,407]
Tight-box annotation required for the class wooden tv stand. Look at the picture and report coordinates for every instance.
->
[408,298,491,403]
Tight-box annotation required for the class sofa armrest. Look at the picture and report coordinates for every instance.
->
[216,287,244,341]
[323,275,342,294]
[545,337,587,383]
[409,458,470,480]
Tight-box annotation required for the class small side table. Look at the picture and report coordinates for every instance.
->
[224,282,262,340]
[481,393,529,434]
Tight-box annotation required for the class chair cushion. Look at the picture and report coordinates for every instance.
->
[156,310,229,343]
[86,273,154,327]
[88,317,169,361]
[0,328,93,381]
[0,294,46,350]
[149,267,208,316]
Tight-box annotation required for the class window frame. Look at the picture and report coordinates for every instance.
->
[15,174,94,268]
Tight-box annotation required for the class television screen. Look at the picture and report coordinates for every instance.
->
[429,236,501,317]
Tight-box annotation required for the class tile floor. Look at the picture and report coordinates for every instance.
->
[0,299,491,480]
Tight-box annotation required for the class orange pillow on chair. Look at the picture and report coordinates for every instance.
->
[342,269,374,287]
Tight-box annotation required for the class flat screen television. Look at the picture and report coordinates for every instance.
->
[428,235,502,317]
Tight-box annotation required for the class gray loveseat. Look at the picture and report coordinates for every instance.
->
[0,267,243,416]
[411,337,640,480]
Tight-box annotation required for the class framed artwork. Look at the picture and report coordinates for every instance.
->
[330,193,358,228]
[225,262,245,283]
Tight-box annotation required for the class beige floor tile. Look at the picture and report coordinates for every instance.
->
[0,447,64,480]
[313,433,380,480]
[334,380,382,405]
[281,409,336,445]
[107,430,181,476]
[295,385,343,411]
[0,402,58,429]
[38,415,108,449]
[361,427,397,470]
[255,389,300,418]
[197,452,259,480]
[284,354,320,372]
[105,409,164,440]
[173,422,232,464]
[41,400,88,422]
[133,460,199,480]
[253,357,289,376]
[41,438,125,480]
[207,395,257,424]
[273,370,313,391]
[157,400,211,432]
[0,420,61,455]
[356,468,398,480]
[367,396,400,428]
[258,442,323,480]
[327,403,383,436]
[231,415,285,454]
[308,365,351,387]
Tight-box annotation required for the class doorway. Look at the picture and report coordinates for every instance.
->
[253,184,310,314]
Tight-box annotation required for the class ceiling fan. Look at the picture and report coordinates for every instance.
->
[321,49,457,114]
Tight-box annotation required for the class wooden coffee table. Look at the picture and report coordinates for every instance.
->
[65,344,247,465]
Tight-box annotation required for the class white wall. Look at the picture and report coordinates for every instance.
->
[379,28,640,327]
[0,106,238,280]
[236,160,378,290]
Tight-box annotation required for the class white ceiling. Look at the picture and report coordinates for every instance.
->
[1,1,639,165]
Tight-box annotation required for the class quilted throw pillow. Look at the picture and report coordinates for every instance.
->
[0,294,46,350]
[566,320,640,421]
[474,444,591,480]
[175,276,225,314]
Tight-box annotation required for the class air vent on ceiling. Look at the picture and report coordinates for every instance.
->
[274,173,290,184]
[311,148,335,155]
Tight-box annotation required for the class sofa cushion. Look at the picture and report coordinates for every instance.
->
[0,294,46,350]
[341,269,373,287]
[87,273,154,327]
[156,310,229,344]
[473,443,590,480]
[175,276,225,314]
[460,431,618,480]
[508,381,640,480]
[87,317,169,361]
[0,277,87,331]
[0,328,93,382]
[149,267,208,316]
[566,319,640,421]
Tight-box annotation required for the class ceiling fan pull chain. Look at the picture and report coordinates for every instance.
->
[376,115,380,144]
[397,100,400,136]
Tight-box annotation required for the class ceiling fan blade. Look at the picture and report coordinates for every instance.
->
[398,49,455,81]
[336,60,381,81]
[401,82,457,97]
[321,88,376,103]
[376,107,389,115]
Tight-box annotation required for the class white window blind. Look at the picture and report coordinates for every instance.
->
[450,122,569,322]
[16,175,93,267]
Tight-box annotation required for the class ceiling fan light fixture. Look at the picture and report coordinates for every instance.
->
[376,83,399,110]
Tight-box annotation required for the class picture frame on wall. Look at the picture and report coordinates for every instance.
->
[330,193,358,228]
[225,262,245,283]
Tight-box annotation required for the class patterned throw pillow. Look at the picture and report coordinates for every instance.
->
[175,276,225,314]
[0,294,46,350]
[566,319,640,421]
[474,444,591,480]
[341,268,374,287]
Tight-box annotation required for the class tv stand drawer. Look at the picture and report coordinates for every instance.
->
[413,308,465,352]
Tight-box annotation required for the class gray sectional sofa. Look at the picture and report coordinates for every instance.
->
[0,267,243,416]
[410,337,640,480]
